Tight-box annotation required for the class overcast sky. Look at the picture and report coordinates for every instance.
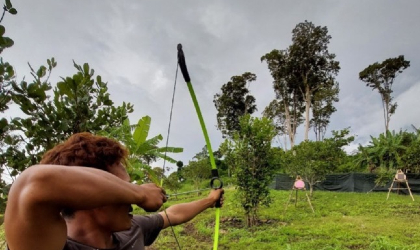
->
[2,0,420,175]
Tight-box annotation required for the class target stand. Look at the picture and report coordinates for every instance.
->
[387,169,414,201]
[284,176,315,213]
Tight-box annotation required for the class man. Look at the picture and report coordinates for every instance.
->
[5,132,224,250]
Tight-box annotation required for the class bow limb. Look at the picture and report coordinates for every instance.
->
[177,44,222,250]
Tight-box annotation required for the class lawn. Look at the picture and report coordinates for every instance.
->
[1,189,419,250]
[147,188,420,250]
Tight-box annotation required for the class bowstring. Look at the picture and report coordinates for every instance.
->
[160,61,182,250]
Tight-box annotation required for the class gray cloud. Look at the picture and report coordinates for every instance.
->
[3,0,420,173]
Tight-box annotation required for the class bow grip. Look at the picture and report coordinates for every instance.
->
[210,169,223,208]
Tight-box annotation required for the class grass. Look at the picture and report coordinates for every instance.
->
[147,188,420,250]
[1,189,419,250]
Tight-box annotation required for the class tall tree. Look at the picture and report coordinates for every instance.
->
[359,55,410,133]
[213,72,257,138]
[289,21,340,140]
[311,77,339,141]
[261,49,304,148]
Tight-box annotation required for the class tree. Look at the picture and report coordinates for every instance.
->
[0,0,19,212]
[359,55,410,133]
[355,130,408,185]
[7,61,134,176]
[403,136,420,173]
[284,129,353,195]
[261,49,304,148]
[261,21,340,142]
[0,0,18,178]
[311,78,339,141]
[183,158,211,192]
[289,21,340,140]
[231,115,277,227]
[166,172,182,198]
[0,0,17,53]
[368,131,407,171]
[176,160,184,181]
[218,138,237,178]
[100,116,183,184]
[213,72,257,138]
[353,144,380,173]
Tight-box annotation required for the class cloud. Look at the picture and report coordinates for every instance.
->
[2,0,420,174]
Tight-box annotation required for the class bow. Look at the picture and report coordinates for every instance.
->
[177,43,223,250]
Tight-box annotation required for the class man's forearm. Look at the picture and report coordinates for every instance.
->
[163,198,213,227]
[11,164,144,210]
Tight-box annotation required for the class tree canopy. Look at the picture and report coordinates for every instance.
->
[213,72,257,138]
[359,55,410,133]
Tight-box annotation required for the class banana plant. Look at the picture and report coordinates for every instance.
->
[101,116,183,183]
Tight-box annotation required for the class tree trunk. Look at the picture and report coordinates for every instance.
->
[283,101,295,147]
[381,97,387,134]
[304,83,311,141]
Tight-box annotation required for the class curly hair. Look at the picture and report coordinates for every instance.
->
[40,132,128,170]
[40,132,129,218]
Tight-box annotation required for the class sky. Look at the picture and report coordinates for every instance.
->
[2,0,420,176]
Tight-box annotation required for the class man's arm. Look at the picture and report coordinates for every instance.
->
[159,189,224,229]
[5,164,166,250]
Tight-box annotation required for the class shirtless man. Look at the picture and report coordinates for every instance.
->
[5,132,223,250]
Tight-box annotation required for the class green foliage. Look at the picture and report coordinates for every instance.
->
[231,115,277,227]
[356,130,408,176]
[218,138,236,177]
[284,141,333,194]
[291,21,340,140]
[284,129,354,194]
[261,50,304,148]
[100,116,183,184]
[0,0,17,54]
[261,20,340,143]
[311,81,339,141]
[359,55,410,132]
[183,158,212,191]
[213,72,257,138]
[3,0,17,15]
[0,3,17,211]
[5,60,134,176]
[165,172,182,195]
[403,139,420,172]
[270,146,286,173]
[176,160,184,181]
[355,129,420,185]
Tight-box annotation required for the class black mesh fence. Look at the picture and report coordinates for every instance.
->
[271,173,420,194]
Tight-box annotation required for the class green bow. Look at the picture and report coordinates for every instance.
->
[177,43,223,250]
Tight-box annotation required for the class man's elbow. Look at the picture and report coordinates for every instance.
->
[8,165,56,205]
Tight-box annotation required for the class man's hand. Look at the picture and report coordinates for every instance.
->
[137,183,167,212]
[207,189,224,208]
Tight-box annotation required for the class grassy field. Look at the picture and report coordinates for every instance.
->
[1,189,419,250]
[147,188,420,250]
